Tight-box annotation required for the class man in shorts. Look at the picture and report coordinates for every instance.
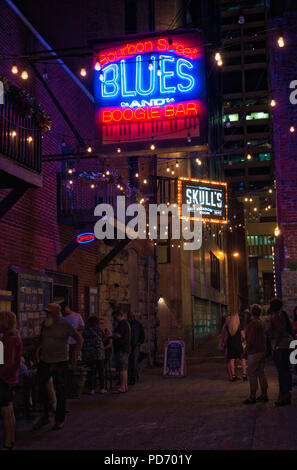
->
[111,311,131,393]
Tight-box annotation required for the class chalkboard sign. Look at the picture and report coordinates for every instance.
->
[163,340,185,377]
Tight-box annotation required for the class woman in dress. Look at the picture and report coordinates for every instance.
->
[221,312,247,381]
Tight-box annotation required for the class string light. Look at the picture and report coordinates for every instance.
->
[106,170,110,176]
[150,137,155,151]
[277,31,285,48]
[290,124,295,133]
[270,99,276,107]
[99,71,104,81]
[86,146,92,153]
[148,59,153,71]
[80,67,87,77]
[215,52,221,62]
[11,62,18,74]
[11,130,16,137]
[171,170,175,176]
[94,61,101,71]
[246,153,252,160]
[90,184,95,189]
[117,141,121,153]
[166,164,170,173]
[274,226,280,237]
[157,63,162,77]
[68,169,73,174]
[175,160,179,168]
[143,178,148,184]
[135,172,139,178]
[21,69,28,80]
[69,180,73,185]
[196,158,202,166]
[187,132,191,143]
[27,136,33,143]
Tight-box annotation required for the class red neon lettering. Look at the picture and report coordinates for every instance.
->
[164,105,175,118]
[123,108,133,120]
[102,110,113,123]
[136,42,144,53]
[135,108,146,120]
[157,38,167,51]
[113,109,123,122]
[175,103,186,117]
[151,107,161,119]
[187,102,198,115]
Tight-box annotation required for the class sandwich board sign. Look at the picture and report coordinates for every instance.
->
[163,340,185,377]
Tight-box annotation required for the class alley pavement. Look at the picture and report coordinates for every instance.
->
[5,344,297,451]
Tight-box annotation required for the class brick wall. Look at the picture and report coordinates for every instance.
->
[0,1,156,349]
[269,13,297,312]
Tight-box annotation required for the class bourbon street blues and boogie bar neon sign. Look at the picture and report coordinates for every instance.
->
[93,30,207,150]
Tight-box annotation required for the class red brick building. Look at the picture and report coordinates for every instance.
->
[0,0,156,354]
[269,9,297,315]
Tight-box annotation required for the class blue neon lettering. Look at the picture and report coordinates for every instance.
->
[121,60,136,97]
[159,55,176,94]
[177,58,195,93]
[101,64,120,97]
[135,55,156,96]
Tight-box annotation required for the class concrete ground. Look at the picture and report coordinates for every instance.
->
[3,343,297,450]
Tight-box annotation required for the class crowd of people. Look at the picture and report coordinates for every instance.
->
[0,304,145,449]
[221,297,296,407]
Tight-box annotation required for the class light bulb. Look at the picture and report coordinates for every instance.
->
[135,173,139,178]
[68,169,73,174]
[171,170,175,175]
[27,136,33,143]
[215,52,221,61]
[80,68,87,77]
[69,180,73,185]
[11,130,16,137]
[21,70,28,80]
[247,154,252,160]
[148,59,153,71]
[196,158,202,166]
[217,59,223,66]
[106,170,110,176]
[187,132,191,143]
[99,71,104,81]
[87,146,92,153]
[90,184,95,189]
[11,63,18,74]
[94,61,101,71]
[143,179,148,184]
[238,15,245,25]
[117,146,121,153]
[166,166,170,173]
[277,36,285,48]
[270,99,276,107]
[157,65,161,77]
[290,125,295,133]
[175,160,179,168]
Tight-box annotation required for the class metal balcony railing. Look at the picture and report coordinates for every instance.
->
[0,96,42,174]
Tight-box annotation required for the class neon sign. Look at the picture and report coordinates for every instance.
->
[178,177,228,224]
[76,233,96,244]
[94,31,207,149]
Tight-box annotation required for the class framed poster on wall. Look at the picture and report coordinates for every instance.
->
[8,266,53,341]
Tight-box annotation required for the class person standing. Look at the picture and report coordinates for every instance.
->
[243,304,268,404]
[33,303,83,430]
[267,297,294,406]
[127,313,145,385]
[223,312,247,381]
[110,310,131,393]
[0,312,22,450]
[82,316,106,395]
[61,302,85,362]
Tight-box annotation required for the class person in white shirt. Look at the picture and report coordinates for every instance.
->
[61,303,85,362]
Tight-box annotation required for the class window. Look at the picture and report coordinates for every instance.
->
[246,112,269,120]
[210,251,220,290]
[223,72,242,94]
[223,113,239,122]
